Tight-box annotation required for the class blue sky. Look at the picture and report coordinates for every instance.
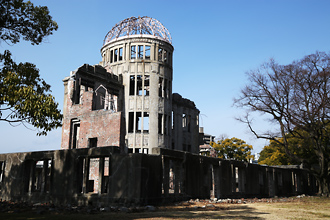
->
[1,0,330,154]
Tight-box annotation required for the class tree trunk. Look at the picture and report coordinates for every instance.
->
[318,177,329,197]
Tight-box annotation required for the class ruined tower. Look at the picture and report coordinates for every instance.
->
[101,16,173,153]
[61,16,200,154]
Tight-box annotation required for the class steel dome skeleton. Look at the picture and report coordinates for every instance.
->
[103,16,172,45]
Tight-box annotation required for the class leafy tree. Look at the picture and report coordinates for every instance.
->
[259,131,318,166]
[210,137,254,162]
[258,139,290,166]
[234,51,330,196]
[0,0,62,135]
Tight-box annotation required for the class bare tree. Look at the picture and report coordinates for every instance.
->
[234,51,330,196]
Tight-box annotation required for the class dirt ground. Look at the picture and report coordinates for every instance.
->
[1,196,330,220]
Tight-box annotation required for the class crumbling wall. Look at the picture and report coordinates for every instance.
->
[61,64,124,150]
[0,147,317,206]
[172,93,200,154]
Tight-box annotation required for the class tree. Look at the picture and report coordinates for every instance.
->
[210,137,254,162]
[259,128,318,166]
[0,0,62,135]
[234,51,330,196]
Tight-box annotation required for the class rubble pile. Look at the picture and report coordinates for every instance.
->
[0,195,308,215]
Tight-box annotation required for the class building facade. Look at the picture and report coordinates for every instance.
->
[61,16,201,154]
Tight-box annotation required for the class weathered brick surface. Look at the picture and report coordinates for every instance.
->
[61,78,122,149]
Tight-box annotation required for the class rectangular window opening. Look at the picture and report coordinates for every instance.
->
[70,119,80,149]
[138,45,144,59]
[0,161,5,188]
[164,115,168,135]
[30,160,52,193]
[159,77,163,97]
[114,49,118,62]
[73,80,81,104]
[119,47,123,61]
[182,113,187,130]
[129,75,135,95]
[102,157,110,193]
[171,111,174,129]
[164,49,168,63]
[144,75,150,96]
[131,46,136,59]
[158,48,163,61]
[137,112,149,133]
[164,79,168,99]
[88,138,97,148]
[235,167,239,192]
[158,114,163,134]
[128,112,134,133]
[110,50,113,63]
[137,75,143,96]
[145,46,151,60]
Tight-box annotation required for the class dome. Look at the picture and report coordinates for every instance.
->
[103,16,172,45]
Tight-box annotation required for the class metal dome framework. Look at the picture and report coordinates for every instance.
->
[103,16,172,45]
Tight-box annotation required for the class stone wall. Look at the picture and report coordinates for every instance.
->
[0,147,317,206]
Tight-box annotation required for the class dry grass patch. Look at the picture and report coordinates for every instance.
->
[0,196,329,220]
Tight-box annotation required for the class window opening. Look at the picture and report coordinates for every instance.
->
[130,75,135,95]
[138,45,144,59]
[164,49,168,63]
[131,45,136,59]
[235,167,239,192]
[158,114,163,134]
[164,115,168,135]
[70,119,80,149]
[88,138,97,148]
[28,160,52,193]
[143,148,149,154]
[144,75,150,96]
[135,148,141,153]
[102,157,110,193]
[137,112,149,133]
[137,75,143,95]
[169,164,174,194]
[110,50,113,63]
[73,80,81,104]
[145,46,151,60]
[88,158,99,193]
[158,48,163,61]
[114,49,118,62]
[119,47,123,61]
[159,77,163,97]
[182,114,187,130]
[77,158,84,193]
[93,85,106,110]
[0,161,5,189]
[128,112,134,133]
[164,79,168,99]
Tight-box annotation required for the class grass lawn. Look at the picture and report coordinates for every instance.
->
[0,196,329,220]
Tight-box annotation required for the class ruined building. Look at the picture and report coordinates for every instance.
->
[61,16,200,154]
[0,17,318,206]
